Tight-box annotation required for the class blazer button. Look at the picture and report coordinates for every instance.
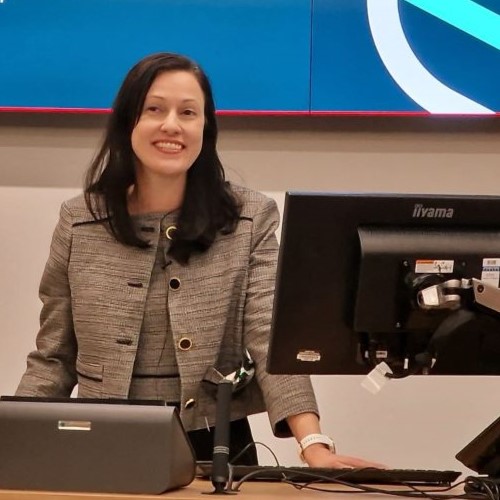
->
[169,278,181,290]
[178,337,192,351]
[165,225,177,240]
[184,398,196,409]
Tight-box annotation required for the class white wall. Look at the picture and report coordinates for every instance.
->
[1,114,499,475]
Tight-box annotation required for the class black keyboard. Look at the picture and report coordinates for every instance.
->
[196,463,461,486]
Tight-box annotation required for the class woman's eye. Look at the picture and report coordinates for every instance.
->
[144,105,160,113]
[183,109,196,116]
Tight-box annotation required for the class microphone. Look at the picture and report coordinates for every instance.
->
[211,379,233,494]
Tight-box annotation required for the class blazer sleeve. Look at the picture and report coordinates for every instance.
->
[243,196,319,437]
[16,201,78,397]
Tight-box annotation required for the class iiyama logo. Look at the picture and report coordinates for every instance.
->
[412,203,454,218]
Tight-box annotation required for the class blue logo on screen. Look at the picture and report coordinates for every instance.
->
[367,0,500,114]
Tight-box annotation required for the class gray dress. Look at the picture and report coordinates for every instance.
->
[128,212,181,404]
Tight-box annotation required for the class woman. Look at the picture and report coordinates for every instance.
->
[16,53,378,468]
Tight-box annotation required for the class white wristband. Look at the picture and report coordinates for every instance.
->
[298,434,336,462]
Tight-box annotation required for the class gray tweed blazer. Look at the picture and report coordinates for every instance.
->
[16,184,318,435]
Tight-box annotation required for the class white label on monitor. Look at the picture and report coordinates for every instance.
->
[481,264,500,288]
[296,350,321,362]
[415,259,454,274]
[483,258,500,267]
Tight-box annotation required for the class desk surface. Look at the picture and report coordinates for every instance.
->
[0,479,464,500]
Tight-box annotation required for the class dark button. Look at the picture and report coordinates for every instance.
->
[184,398,196,409]
[178,337,192,350]
[169,277,181,290]
[116,338,133,346]
[165,225,177,240]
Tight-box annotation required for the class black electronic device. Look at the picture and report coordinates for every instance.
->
[0,398,196,494]
[268,192,500,377]
[210,379,234,493]
[196,462,461,486]
[456,415,500,479]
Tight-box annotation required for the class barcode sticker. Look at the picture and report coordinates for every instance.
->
[481,259,500,287]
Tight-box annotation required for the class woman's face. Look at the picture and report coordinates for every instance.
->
[131,70,205,184]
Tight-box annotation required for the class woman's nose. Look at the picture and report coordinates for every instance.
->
[160,113,181,133]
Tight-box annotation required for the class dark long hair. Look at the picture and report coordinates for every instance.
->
[84,52,240,264]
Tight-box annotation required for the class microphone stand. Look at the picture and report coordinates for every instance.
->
[210,379,235,494]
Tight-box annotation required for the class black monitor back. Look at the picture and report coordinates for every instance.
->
[267,192,500,375]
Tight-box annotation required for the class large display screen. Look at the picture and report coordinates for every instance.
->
[311,0,500,115]
[1,0,499,115]
[0,0,311,112]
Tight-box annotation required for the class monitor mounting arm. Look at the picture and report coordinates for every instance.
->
[371,277,500,379]
[417,277,500,316]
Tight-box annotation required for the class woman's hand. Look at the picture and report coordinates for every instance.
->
[286,412,385,469]
[302,443,386,469]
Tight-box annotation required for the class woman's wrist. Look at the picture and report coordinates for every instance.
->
[298,433,336,463]
[301,443,335,466]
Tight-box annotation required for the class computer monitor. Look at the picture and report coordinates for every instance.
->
[267,192,500,377]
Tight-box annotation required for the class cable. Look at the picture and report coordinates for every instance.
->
[229,441,280,468]
[223,440,496,500]
[281,469,460,500]
[465,476,500,500]
[231,466,487,500]
[292,482,473,499]
[227,441,284,491]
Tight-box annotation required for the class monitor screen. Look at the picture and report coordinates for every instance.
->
[267,192,500,377]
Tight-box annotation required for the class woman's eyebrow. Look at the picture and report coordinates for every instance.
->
[146,95,199,104]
